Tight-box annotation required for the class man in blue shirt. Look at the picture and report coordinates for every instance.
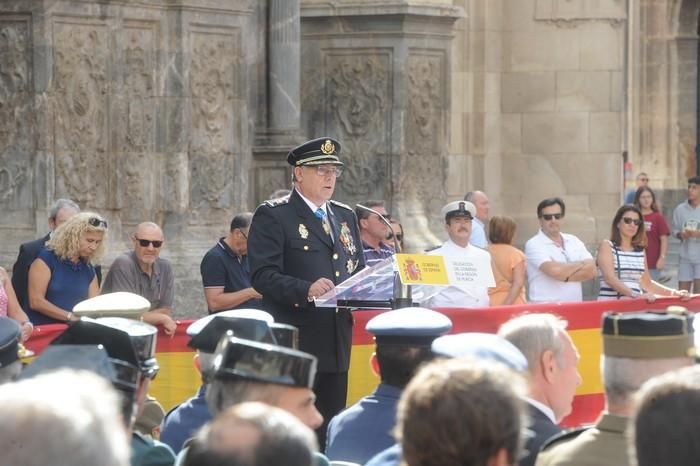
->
[325,307,452,464]
[200,212,262,313]
[356,200,395,268]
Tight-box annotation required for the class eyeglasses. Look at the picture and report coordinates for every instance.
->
[239,229,248,240]
[313,166,343,178]
[541,213,563,221]
[387,233,403,242]
[376,213,391,222]
[135,237,163,248]
[88,217,108,229]
[622,217,642,226]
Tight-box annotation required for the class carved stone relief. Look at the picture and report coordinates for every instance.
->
[256,166,289,202]
[397,52,446,201]
[0,18,33,214]
[52,22,109,207]
[325,52,391,198]
[188,30,239,221]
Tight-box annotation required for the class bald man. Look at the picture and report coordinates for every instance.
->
[102,222,177,335]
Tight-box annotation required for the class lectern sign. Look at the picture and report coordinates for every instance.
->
[395,254,449,285]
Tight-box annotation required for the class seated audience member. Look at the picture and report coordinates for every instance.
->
[388,218,405,253]
[631,365,700,466]
[160,309,275,454]
[426,200,493,307]
[0,266,32,341]
[183,402,317,466]
[597,204,688,301]
[356,201,394,267]
[633,186,670,281]
[488,215,527,306]
[200,213,262,313]
[0,317,23,384]
[536,310,695,466]
[12,198,80,310]
[396,358,526,466]
[525,198,596,303]
[102,222,177,335]
[498,314,581,466]
[0,368,130,466]
[325,308,452,464]
[27,212,107,324]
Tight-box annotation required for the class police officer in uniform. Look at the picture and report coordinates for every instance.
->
[535,309,696,466]
[248,136,365,446]
[325,307,452,464]
[160,309,275,454]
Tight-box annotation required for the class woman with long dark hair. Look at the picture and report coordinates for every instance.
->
[633,186,670,281]
[596,205,687,301]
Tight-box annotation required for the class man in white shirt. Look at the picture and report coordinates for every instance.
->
[464,191,490,249]
[525,198,596,303]
[427,200,493,307]
[498,313,582,466]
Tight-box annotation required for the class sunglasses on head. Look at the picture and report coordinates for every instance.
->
[88,217,108,228]
[541,213,563,221]
[622,217,642,226]
[135,237,163,248]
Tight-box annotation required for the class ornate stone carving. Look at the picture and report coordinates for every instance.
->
[188,30,238,219]
[398,53,446,201]
[326,52,390,197]
[52,23,109,207]
[123,26,155,152]
[0,19,32,213]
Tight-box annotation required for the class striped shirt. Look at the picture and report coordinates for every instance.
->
[597,240,645,300]
[362,241,395,268]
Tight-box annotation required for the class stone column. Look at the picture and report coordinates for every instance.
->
[269,0,301,131]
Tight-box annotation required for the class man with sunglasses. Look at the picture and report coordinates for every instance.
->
[248,136,365,449]
[525,198,596,303]
[102,222,177,336]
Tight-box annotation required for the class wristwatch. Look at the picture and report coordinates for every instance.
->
[65,312,73,322]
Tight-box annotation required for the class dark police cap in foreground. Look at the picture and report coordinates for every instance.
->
[432,332,529,372]
[440,200,476,222]
[97,317,160,379]
[366,307,453,347]
[186,309,274,338]
[270,323,299,349]
[0,317,21,368]
[188,316,276,354]
[602,309,696,359]
[211,335,317,389]
[286,137,343,167]
[50,318,142,391]
[20,345,116,383]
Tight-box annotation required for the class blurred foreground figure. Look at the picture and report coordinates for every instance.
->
[0,369,130,466]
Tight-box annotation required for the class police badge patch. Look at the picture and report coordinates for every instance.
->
[299,224,309,239]
[339,222,356,256]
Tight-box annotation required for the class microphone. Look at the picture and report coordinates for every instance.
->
[356,203,399,253]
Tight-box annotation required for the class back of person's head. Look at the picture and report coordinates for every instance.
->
[488,215,517,245]
[0,369,129,466]
[497,313,567,373]
[49,198,80,221]
[206,378,288,416]
[184,402,317,466]
[376,345,434,388]
[396,358,526,466]
[630,365,700,466]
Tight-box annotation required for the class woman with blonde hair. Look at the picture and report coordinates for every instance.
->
[27,212,108,324]
[488,215,527,306]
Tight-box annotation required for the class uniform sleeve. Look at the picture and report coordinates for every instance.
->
[159,261,175,309]
[200,252,226,288]
[101,255,137,295]
[248,205,312,306]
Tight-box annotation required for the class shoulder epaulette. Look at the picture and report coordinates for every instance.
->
[263,196,290,208]
[329,199,352,211]
[539,426,589,452]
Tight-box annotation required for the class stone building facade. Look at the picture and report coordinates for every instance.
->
[0,0,697,315]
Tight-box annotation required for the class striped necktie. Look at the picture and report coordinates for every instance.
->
[314,208,332,238]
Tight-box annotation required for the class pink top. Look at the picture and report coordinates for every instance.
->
[0,282,8,317]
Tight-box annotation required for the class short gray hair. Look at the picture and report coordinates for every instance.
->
[0,369,130,466]
[498,313,568,372]
[602,356,694,407]
[205,378,288,416]
[49,198,80,220]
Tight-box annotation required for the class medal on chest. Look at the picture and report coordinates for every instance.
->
[339,222,356,256]
[299,224,309,239]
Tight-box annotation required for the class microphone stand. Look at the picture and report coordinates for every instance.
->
[356,204,413,309]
